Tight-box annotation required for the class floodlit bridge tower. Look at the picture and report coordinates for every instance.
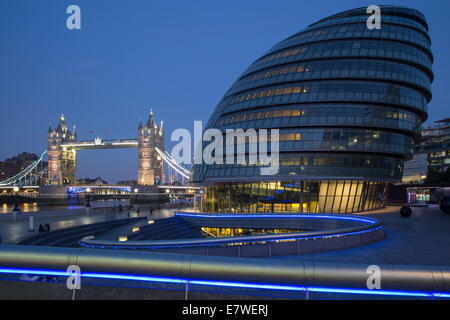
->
[45,110,165,189]
[47,115,77,185]
[138,109,164,186]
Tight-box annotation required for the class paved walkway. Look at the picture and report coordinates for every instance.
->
[0,205,187,244]
[275,205,450,266]
[3,204,448,267]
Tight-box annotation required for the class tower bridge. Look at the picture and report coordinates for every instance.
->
[0,109,193,204]
[47,110,165,186]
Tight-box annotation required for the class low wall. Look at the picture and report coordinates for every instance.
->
[80,213,385,257]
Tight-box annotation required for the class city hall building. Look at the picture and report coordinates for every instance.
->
[192,6,433,214]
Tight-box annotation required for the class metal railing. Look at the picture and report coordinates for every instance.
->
[0,244,449,298]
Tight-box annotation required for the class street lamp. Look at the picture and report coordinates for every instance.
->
[85,187,91,208]
[11,186,21,219]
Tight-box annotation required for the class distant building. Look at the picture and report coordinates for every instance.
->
[402,118,450,185]
[402,153,428,184]
[0,152,46,182]
[421,118,450,176]
[0,162,20,181]
[77,177,109,185]
[116,180,137,186]
[4,152,38,165]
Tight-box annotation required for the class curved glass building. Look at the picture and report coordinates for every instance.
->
[192,6,433,213]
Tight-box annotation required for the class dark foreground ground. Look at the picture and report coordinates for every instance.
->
[0,205,449,299]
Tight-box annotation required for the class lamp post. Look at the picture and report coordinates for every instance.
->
[133,187,139,205]
[11,186,20,221]
[85,187,92,214]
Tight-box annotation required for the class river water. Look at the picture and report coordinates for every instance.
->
[0,199,130,214]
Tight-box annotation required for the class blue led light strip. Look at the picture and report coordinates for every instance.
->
[0,267,449,298]
[79,226,382,250]
[175,212,378,224]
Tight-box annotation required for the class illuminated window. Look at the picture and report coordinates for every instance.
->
[283,87,293,95]
[282,110,292,117]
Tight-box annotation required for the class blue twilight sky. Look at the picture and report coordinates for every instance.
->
[0,0,449,183]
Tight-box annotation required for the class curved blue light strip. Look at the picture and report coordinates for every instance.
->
[79,226,382,250]
[0,267,448,298]
[176,212,378,225]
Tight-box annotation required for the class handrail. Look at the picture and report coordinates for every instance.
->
[0,244,449,294]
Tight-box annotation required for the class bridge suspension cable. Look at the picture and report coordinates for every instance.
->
[154,147,190,180]
[0,150,48,187]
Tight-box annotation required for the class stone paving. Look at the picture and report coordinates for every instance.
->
[275,205,450,266]
[0,205,181,244]
[1,204,449,267]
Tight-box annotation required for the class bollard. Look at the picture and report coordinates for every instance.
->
[29,216,35,232]
[11,203,20,221]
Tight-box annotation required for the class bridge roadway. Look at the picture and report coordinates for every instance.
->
[61,139,138,150]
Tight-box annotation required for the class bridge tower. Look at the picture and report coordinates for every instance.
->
[47,115,77,185]
[138,109,164,186]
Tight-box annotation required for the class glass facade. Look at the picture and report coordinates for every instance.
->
[192,6,433,213]
[203,181,386,214]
